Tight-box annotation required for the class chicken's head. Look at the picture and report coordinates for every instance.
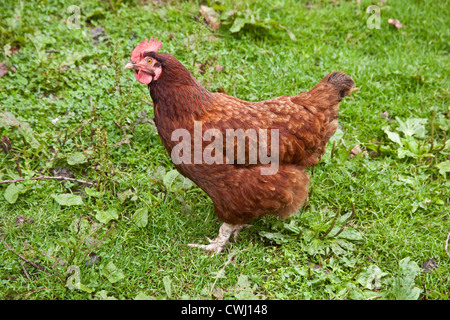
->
[125,37,162,85]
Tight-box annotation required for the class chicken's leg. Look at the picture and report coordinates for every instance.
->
[188,223,248,254]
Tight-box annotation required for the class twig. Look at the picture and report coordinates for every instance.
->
[432,130,447,153]
[0,175,96,185]
[210,251,236,295]
[20,261,31,280]
[428,110,436,153]
[113,121,122,129]
[4,241,51,276]
[322,214,339,239]
[333,201,356,238]
[142,100,153,107]
[445,231,450,259]
[14,151,23,178]
[90,96,94,113]
[330,141,336,159]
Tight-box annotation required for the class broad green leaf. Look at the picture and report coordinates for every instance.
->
[436,161,450,175]
[259,231,290,244]
[51,193,83,206]
[396,117,427,138]
[330,242,346,256]
[0,111,20,127]
[69,217,90,234]
[85,187,102,197]
[219,9,237,20]
[95,208,118,224]
[335,147,351,164]
[338,227,364,241]
[67,152,87,165]
[163,275,172,299]
[78,283,93,293]
[357,265,388,290]
[383,126,403,146]
[329,128,344,144]
[134,292,154,300]
[18,124,40,149]
[350,289,384,300]
[234,275,260,300]
[336,238,356,252]
[391,278,421,300]
[95,290,118,300]
[283,220,302,234]
[179,177,194,190]
[397,147,417,159]
[399,257,421,282]
[4,183,27,204]
[398,175,416,185]
[102,262,125,284]
[132,208,148,228]
[163,169,179,190]
[443,139,450,151]
[0,111,40,149]
[117,189,134,203]
[302,238,327,255]
[65,265,92,293]
[269,20,297,41]
[391,258,422,300]
[230,17,247,33]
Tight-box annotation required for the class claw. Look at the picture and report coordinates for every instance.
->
[188,223,247,254]
[187,242,226,255]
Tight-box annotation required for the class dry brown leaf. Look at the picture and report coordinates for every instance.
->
[1,135,12,154]
[380,111,389,119]
[388,18,403,29]
[208,35,219,43]
[15,215,34,226]
[350,145,362,158]
[114,137,130,147]
[213,287,224,300]
[422,259,437,273]
[0,62,8,77]
[199,5,220,30]
[50,167,74,178]
[215,65,225,72]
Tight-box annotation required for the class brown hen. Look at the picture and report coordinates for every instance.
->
[125,38,356,253]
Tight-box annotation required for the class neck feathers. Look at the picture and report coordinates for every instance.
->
[149,53,214,118]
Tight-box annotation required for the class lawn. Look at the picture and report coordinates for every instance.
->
[0,0,449,300]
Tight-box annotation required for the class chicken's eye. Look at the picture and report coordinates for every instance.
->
[147,58,153,64]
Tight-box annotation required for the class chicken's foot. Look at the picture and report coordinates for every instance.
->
[188,223,250,254]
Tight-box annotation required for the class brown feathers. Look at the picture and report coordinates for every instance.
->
[146,52,355,224]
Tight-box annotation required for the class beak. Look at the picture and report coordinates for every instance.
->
[124,61,135,69]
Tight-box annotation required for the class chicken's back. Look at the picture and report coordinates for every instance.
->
[170,72,355,224]
[199,71,354,169]
[148,56,355,224]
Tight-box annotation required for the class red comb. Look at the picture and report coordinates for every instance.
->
[131,36,162,61]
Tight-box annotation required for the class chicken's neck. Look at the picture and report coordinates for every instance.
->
[149,66,215,120]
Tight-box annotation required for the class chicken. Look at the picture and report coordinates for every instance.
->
[125,37,356,253]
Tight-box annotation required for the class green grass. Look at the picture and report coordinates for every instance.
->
[0,0,449,300]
